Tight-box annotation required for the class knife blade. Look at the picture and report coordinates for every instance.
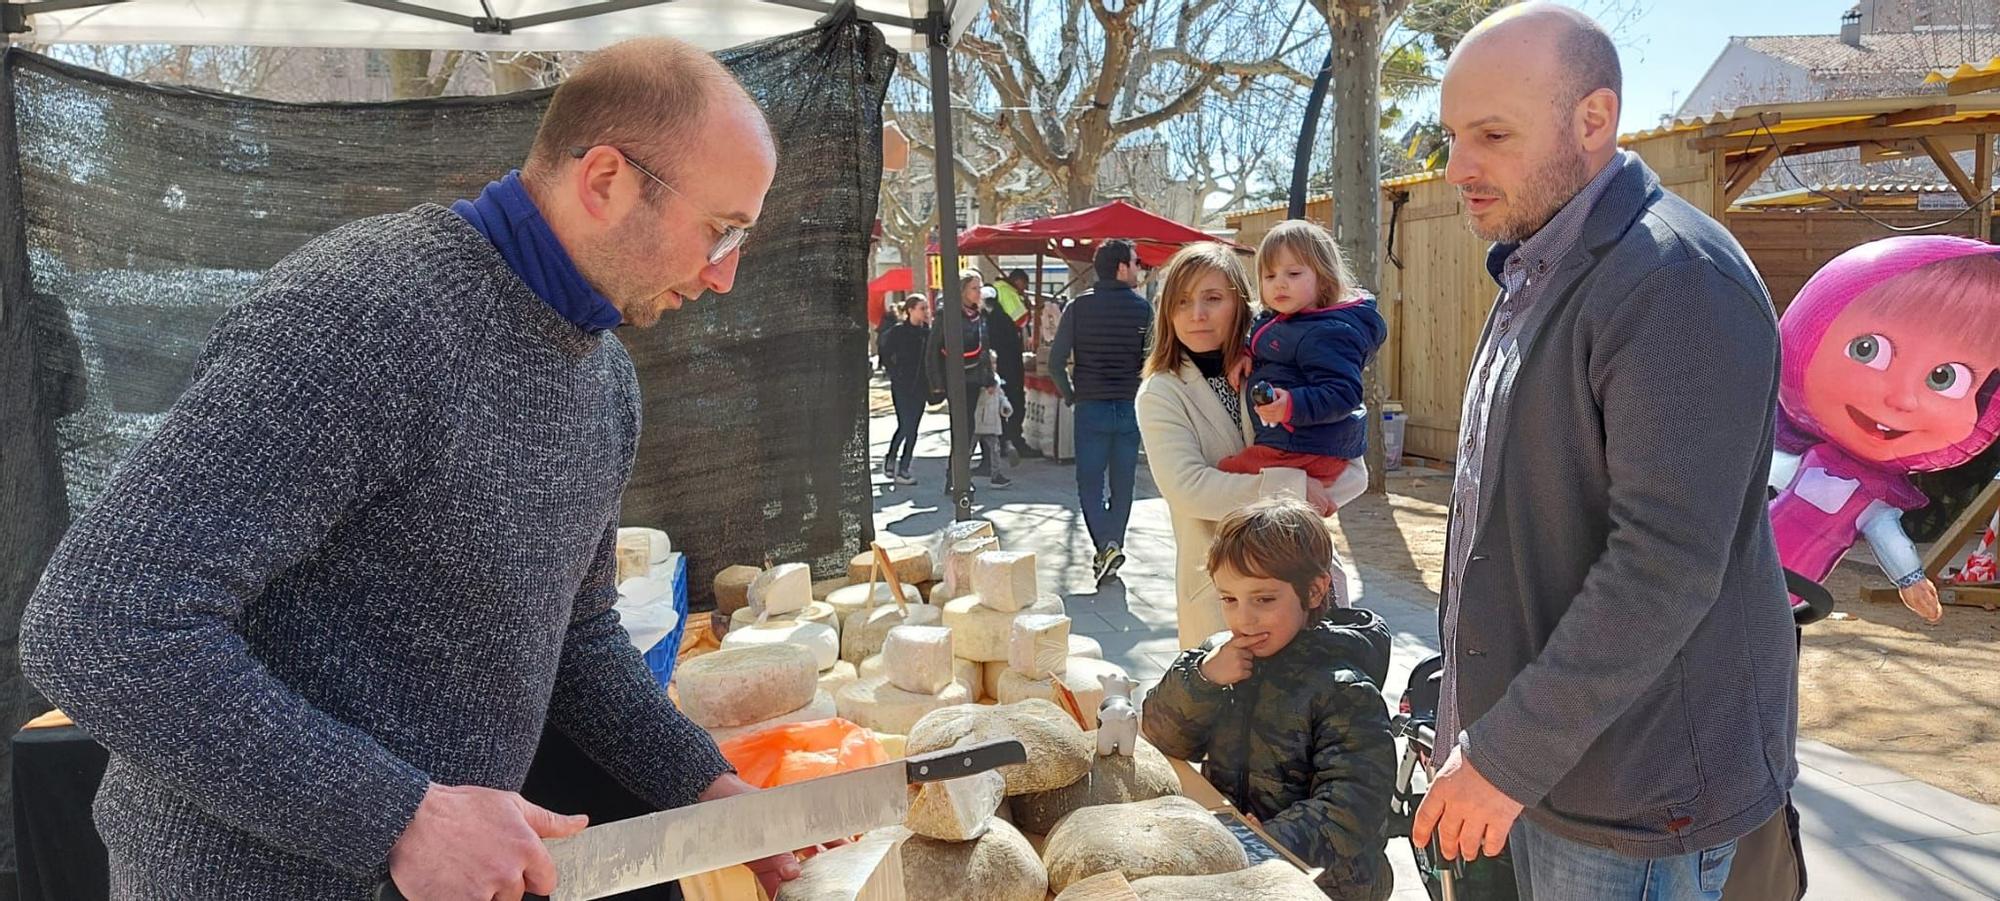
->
[377,739,1024,901]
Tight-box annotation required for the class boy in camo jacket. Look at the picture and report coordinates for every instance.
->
[1143,497,1396,901]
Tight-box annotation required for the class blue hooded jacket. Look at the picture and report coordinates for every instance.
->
[1247,296,1388,459]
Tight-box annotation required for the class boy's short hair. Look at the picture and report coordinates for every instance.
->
[1206,497,1337,616]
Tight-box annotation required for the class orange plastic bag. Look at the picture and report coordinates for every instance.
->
[718,717,888,789]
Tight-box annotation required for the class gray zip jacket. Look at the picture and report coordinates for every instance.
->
[1440,156,1798,858]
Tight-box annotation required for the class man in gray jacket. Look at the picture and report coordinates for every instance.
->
[1410,6,1796,898]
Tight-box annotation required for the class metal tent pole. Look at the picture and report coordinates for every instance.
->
[926,0,971,521]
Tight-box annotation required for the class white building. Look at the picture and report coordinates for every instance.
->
[1679,2,2000,118]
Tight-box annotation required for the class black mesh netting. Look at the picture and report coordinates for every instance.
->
[0,23,892,867]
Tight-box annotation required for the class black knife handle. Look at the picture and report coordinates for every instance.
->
[903,739,1026,783]
[374,882,549,901]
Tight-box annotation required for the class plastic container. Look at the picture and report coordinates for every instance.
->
[1381,402,1407,471]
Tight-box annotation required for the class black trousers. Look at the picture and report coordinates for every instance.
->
[999,366,1026,447]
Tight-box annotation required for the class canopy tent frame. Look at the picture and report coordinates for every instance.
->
[4,0,982,519]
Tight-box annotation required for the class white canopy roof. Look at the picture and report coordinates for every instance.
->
[8,0,983,53]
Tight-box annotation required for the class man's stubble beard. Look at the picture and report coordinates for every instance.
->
[1471,138,1592,244]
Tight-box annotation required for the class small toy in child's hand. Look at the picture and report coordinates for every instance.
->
[1249,380,1277,407]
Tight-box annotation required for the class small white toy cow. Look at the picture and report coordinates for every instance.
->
[1097,672,1140,756]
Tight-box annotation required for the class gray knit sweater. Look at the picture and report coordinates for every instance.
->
[20,205,733,898]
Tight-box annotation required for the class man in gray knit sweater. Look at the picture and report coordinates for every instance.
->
[21,39,799,901]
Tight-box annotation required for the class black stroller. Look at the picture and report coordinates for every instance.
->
[1385,571,1832,901]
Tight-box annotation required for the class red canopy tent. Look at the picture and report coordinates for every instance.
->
[866,266,913,327]
[956,199,1238,269]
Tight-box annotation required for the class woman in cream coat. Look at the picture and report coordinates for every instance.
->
[1136,242,1367,649]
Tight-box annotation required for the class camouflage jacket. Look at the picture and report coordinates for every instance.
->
[1142,609,1396,901]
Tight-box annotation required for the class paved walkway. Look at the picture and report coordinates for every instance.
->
[868,403,2000,900]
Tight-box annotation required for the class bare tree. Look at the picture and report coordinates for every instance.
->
[386,49,469,99]
[956,0,1320,211]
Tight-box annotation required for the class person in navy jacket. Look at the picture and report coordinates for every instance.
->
[1220,219,1387,505]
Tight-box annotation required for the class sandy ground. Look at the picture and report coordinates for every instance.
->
[1333,475,2000,805]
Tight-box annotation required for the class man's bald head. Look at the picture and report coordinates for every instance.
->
[1458,3,1620,116]
[1440,3,1622,242]
[524,37,774,187]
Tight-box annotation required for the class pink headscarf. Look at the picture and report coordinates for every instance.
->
[1777,235,2000,473]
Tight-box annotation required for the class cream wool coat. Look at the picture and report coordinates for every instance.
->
[1136,361,1366,649]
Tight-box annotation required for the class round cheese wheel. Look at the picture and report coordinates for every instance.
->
[720,619,840,672]
[835,675,972,736]
[826,581,922,621]
[841,602,942,663]
[674,643,817,729]
[730,600,839,633]
[940,594,1066,663]
[705,690,838,746]
[1042,796,1249,893]
[995,658,1129,729]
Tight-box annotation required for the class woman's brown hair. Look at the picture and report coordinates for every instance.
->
[1143,242,1254,378]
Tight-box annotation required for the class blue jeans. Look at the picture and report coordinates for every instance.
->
[1072,399,1140,552]
[1511,818,1737,901]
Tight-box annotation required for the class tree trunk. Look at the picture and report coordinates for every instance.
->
[489,53,549,94]
[387,50,438,99]
[1329,1,1387,493]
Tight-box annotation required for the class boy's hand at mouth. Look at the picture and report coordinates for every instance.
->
[1200,633,1259,686]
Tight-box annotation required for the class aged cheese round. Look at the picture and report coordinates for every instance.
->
[675,643,818,729]
[618,526,672,563]
[1009,736,1179,835]
[720,618,840,672]
[811,576,849,601]
[847,545,934,586]
[835,675,974,736]
[704,690,837,746]
[713,564,763,616]
[841,602,942,664]
[891,819,1047,901]
[1125,861,1326,900]
[826,581,923,621]
[995,658,1130,729]
[816,660,859,696]
[908,699,1091,796]
[941,594,1065,663]
[1041,796,1249,893]
[730,600,839,634]
[1069,635,1104,660]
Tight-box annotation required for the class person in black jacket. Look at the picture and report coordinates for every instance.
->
[927,274,997,490]
[986,273,1040,461]
[879,295,931,485]
[1049,239,1153,583]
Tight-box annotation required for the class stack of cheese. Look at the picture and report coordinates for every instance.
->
[927,520,998,602]
[989,611,1130,728]
[673,643,836,745]
[876,700,1101,901]
[719,563,844,687]
[835,624,971,735]
[943,550,1075,699]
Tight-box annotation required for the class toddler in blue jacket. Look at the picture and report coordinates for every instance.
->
[1220,220,1388,503]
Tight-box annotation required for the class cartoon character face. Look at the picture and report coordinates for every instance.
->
[1802,300,1998,464]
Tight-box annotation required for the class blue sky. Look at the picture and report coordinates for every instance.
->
[1614,0,1856,130]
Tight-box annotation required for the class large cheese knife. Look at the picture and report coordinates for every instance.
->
[377,739,1024,901]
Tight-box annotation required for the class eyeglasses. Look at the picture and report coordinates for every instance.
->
[568,145,751,265]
